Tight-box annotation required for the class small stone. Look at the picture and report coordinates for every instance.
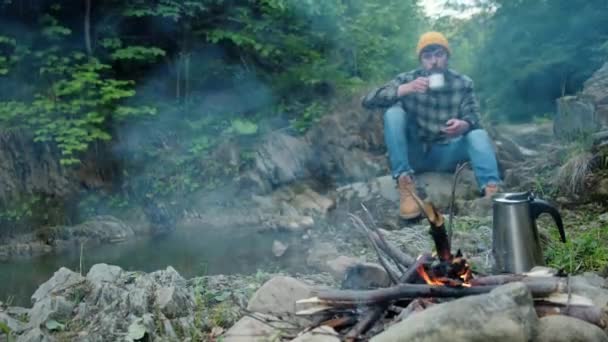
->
[272,240,289,257]
[325,256,360,281]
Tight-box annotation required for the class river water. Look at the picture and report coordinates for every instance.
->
[0,224,307,307]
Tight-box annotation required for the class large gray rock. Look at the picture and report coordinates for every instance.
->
[290,326,340,342]
[583,61,608,127]
[238,101,388,193]
[0,311,26,333]
[535,315,608,342]
[371,282,538,342]
[553,62,608,140]
[31,268,84,304]
[416,171,479,207]
[247,276,313,318]
[554,96,600,140]
[305,103,386,184]
[17,264,197,341]
[28,296,74,328]
[223,313,289,342]
[0,130,72,204]
[86,263,123,284]
[336,172,479,214]
[15,327,51,342]
[249,132,315,192]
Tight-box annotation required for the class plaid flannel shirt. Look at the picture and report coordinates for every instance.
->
[362,68,481,143]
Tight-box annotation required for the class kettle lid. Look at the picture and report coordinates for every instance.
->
[492,191,532,204]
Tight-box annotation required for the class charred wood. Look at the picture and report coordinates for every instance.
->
[344,306,387,342]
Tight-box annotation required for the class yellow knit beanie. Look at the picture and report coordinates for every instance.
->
[416,31,451,56]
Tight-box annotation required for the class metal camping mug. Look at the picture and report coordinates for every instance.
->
[428,73,445,90]
[492,191,566,273]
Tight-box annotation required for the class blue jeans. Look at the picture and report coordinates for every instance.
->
[384,105,500,191]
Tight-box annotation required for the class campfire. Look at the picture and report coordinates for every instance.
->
[291,198,607,341]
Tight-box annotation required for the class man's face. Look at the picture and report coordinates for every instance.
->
[420,46,448,72]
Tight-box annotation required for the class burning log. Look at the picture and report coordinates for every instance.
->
[399,253,433,283]
[296,284,495,310]
[298,277,596,312]
[404,188,452,262]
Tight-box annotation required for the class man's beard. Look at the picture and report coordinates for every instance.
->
[429,66,446,74]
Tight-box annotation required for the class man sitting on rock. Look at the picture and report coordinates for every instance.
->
[362,31,501,220]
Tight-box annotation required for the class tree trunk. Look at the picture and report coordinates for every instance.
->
[84,0,92,55]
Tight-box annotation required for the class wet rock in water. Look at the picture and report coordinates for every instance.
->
[50,216,135,247]
[371,282,538,342]
[535,316,608,342]
[272,240,289,257]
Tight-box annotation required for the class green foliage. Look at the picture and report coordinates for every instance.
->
[0,53,155,164]
[0,321,13,342]
[0,195,40,223]
[122,0,206,21]
[110,46,165,61]
[0,14,156,165]
[469,0,608,121]
[545,225,608,274]
[225,119,258,135]
[0,0,424,225]
[289,101,327,133]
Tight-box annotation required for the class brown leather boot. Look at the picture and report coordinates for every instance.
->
[398,174,422,219]
[484,183,499,199]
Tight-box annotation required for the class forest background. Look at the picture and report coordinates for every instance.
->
[0,0,607,232]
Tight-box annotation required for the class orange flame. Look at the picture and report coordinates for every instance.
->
[416,265,444,286]
[416,264,473,287]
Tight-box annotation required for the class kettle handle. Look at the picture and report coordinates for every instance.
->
[531,198,566,243]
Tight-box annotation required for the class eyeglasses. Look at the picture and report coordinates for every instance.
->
[421,49,447,60]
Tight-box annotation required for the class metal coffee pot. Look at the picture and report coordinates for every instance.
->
[492,191,566,274]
